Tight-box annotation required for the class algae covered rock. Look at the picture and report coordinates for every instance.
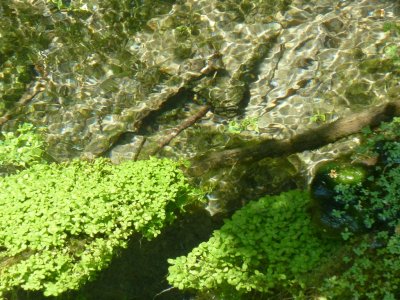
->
[310,160,369,233]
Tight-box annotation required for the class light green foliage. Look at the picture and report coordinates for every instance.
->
[227,117,259,134]
[385,45,399,61]
[383,23,400,66]
[0,123,46,169]
[310,110,333,123]
[310,113,327,123]
[358,117,400,157]
[0,157,201,297]
[167,190,336,298]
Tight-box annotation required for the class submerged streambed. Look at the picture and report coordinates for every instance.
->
[1,0,400,299]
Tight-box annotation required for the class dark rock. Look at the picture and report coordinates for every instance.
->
[310,160,369,234]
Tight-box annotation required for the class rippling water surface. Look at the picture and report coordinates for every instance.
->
[1,0,400,298]
[2,1,399,160]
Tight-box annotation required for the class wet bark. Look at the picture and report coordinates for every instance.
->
[188,100,400,176]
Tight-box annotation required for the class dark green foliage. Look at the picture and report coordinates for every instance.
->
[321,233,400,299]
[167,190,337,299]
[334,164,400,231]
[358,117,400,159]
[310,119,400,238]
[330,119,400,236]
[316,119,400,298]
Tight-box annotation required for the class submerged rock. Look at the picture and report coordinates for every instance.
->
[310,160,369,234]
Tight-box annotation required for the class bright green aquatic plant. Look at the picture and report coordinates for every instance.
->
[385,45,400,61]
[0,147,201,297]
[0,123,47,169]
[167,190,337,299]
[227,117,259,134]
[310,110,333,123]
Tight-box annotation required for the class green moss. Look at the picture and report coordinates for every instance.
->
[315,161,367,186]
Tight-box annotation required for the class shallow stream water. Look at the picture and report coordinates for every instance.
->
[1,0,400,299]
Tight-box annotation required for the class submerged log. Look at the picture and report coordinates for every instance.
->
[188,100,400,176]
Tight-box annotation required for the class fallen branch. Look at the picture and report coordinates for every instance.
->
[149,105,210,156]
[188,100,400,176]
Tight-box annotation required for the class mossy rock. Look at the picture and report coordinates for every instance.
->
[312,160,367,189]
[310,160,369,234]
